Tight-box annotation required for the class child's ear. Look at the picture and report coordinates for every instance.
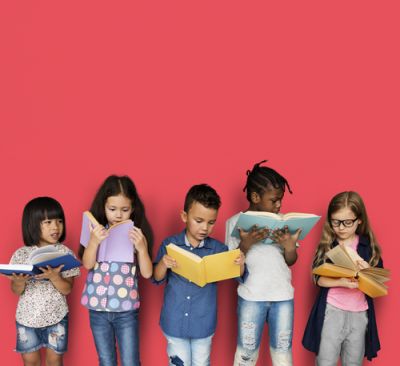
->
[180,210,188,224]
[250,192,261,204]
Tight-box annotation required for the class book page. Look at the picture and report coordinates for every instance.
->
[204,249,240,283]
[166,244,206,287]
[326,245,357,271]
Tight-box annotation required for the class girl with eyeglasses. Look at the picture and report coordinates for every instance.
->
[302,191,384,366]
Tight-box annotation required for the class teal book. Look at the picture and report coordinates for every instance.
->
[231,211,321,244]
[0,246,81,276]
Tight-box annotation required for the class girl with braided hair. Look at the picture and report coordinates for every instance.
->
[225,160,301,366]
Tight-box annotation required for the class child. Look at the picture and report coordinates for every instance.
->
[302,191,383,365]
[79,175,153,366]
[153,184,245,366]
[8,197,80,366]
[225,161,302,366]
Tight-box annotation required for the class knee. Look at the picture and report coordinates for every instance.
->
[275,330,292,352]
[240,321,258,351]
[170,355,185,366]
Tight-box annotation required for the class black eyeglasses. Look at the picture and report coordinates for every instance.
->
[330,218,358,228]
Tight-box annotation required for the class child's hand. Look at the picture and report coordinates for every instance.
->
[129,227,148,254]
[161,255,177,269]
[272,226,301,251]
[239,225,270,246]
[339,277,359,289]
[10,273,31,283]
[35,265,64,281]
[234,251,245,266]
[90,225,108,246]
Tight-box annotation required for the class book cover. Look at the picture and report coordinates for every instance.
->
[80,211,135,263]
[166,243,240,287]
[0,246,81,276]
[231,211,321,244]
[312,245,390,298]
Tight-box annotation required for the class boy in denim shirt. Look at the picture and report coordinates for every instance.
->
[154,184,244,366]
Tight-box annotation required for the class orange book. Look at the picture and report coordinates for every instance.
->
[312,245,390,298]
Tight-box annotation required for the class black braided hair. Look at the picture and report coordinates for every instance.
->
[243,160,292,202]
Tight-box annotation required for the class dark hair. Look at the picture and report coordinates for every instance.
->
[82,175,153,256]
[22,197,66,246]
[243,160,292,202]
[184,184,221,212]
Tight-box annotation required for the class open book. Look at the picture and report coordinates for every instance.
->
[312,245,390,298]
[0,246,81,275]
[231,211,321,244]
[166,244,240,287]
[80,211,135,263]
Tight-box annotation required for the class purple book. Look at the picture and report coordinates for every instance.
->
[79,211,135,263]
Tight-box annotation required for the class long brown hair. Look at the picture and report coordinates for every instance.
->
[313,191,381,268]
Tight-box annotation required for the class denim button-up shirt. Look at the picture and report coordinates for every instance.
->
[154,230,228,339]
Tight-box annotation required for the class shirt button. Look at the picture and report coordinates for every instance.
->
[184,313,188,317]
[187,296,190,300]
[190,247,193,251]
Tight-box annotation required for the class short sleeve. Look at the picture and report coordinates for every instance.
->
[154,241,168,265]
[60,245,81,278]
[9,247,29,265]
[225,215,241,250]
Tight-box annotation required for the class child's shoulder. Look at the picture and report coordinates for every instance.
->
[205,236,227,252]
[10,245,35,264]
[162,231,184,245]
[226,212,242,224]
[55,243,73,252]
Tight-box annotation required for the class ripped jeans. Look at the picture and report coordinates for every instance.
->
[163,332,214,366]
[234,297,293,366]
[15,314,68,354]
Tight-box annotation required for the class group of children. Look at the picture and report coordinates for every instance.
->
[4,161,384,366]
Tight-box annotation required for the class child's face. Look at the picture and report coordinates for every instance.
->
[181,201,218,246]
[251,187,284,213]
[105,194,133,226]
[330,206,361,243]
[39,218,64,246]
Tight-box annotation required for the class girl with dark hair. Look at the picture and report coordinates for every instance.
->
[8,197,80,366]
[79,175,153,366]
[303,191,384,365]
[225,161,301,366]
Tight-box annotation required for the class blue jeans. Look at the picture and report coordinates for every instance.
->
[16,314,68,354]
[89,310,140,366]
[234,297,294,366]
[164,332,214,366]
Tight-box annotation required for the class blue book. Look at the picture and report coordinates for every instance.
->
[231,211,321,244]
[0,246,81,276]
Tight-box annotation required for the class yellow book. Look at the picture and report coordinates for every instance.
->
[166,244,240,287]
[312,245,390,298]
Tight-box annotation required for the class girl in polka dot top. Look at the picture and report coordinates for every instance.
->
[79,175,153,366]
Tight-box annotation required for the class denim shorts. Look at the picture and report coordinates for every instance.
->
[15,314,69,354]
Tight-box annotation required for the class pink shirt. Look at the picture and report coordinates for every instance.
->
[327,235,369,312]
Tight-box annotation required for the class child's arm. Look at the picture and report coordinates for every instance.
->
[10,274,31,295]
[34,265,75,295]
[272,226,301,266]
[317,276,358,289]
[82,225,108,269]
[129,227,152,279]
[153,255,177,281]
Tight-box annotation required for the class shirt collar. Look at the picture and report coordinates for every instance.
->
[184,234,205,248]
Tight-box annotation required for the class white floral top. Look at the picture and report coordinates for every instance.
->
[10,244,80,328]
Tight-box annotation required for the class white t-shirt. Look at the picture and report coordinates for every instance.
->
[225,213,294,301]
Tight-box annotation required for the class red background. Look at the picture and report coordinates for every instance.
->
[0,1,398,365]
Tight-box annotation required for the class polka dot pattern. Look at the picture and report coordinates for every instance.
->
[81,261,139,312]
